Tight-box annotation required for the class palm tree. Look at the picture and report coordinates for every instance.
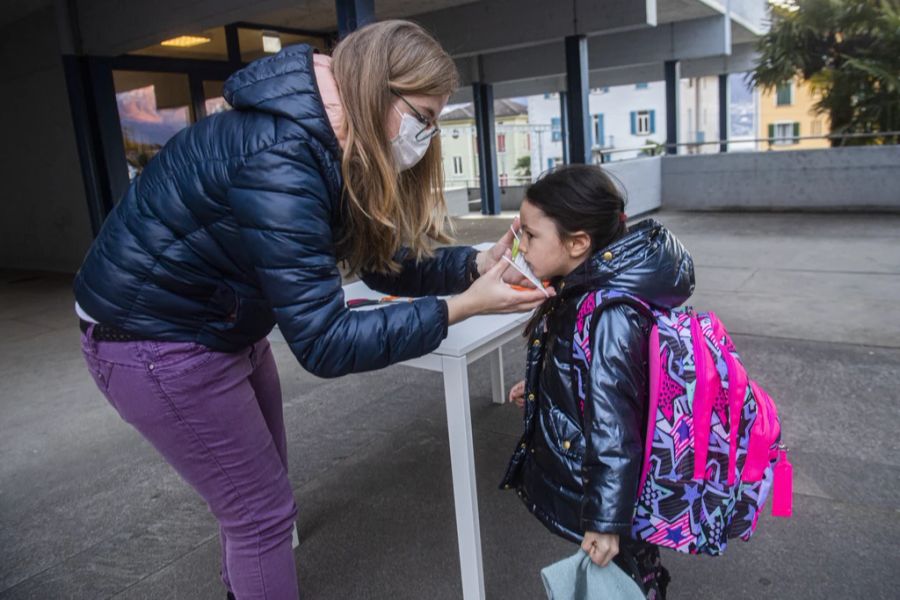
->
[752,0,900,146]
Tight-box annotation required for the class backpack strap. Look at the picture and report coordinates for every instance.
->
[578,290,655,347]
[572,290,655,416]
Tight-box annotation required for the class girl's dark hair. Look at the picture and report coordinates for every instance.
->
[524,163,627,252]
[522,164,627,337]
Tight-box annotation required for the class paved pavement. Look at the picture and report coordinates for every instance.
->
[1,211,898,599]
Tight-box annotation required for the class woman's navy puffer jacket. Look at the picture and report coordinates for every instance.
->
[73,45,475,377]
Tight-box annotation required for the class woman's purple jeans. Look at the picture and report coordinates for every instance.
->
[81,329,299,599]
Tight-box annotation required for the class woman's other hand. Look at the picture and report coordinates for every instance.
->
[447,251,553,325]
[509,379,526,408]
[581,531,620,567]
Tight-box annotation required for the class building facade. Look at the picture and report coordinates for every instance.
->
[439,100,536,189]
[758,77,830,150]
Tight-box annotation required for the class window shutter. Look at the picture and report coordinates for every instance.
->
[598,113,604,147]
[792,122,800,140]
[649,110,656,134]
[630,112,637,135]
[768,124,775,140]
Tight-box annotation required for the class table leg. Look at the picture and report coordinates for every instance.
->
[442,355,486,600]
[489,346,505,405]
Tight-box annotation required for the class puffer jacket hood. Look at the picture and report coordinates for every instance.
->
[558,218,694,309]
[223,46,341,158]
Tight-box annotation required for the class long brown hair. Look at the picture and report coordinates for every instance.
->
[332,20,458,274]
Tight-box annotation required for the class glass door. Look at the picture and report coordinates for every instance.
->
[112,71,193,180]
[202,80,231,115]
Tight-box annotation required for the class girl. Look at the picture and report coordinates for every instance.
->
[500,164,695,598]
[75,20,546,600]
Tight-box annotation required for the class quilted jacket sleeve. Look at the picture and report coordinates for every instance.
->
[359,246,477,297]
[228,140,449,378]
[581,304,650,535]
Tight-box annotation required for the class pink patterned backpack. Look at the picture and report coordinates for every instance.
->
[572,290,793,556]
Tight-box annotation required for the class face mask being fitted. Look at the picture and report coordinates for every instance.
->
[390,106,433,171]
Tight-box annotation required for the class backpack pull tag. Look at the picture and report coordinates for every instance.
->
[771,445,793,518]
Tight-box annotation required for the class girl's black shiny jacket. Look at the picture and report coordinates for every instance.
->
[500,220,695,542]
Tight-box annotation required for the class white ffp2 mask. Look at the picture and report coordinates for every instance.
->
[390,107,433,171]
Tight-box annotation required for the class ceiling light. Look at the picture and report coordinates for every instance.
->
[160,35,212,48]
[262,32,282,54]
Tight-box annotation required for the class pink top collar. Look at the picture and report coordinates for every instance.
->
[313,54,347,150]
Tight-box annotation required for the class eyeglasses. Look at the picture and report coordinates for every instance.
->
[391,90,441,142]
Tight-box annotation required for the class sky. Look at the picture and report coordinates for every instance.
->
[116,85,189,147]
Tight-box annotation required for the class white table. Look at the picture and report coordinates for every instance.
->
[341,247,531,600]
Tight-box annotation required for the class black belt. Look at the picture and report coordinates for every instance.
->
[79,320,147,342]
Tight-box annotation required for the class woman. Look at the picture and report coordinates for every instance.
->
[74,20,548,600]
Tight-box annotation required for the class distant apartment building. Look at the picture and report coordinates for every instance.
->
[680,77,722,154]
[440,75,759,190]
[528,84,666,167]
[758,77,830,150]
[439,99,536,189]
[527,77,733,170]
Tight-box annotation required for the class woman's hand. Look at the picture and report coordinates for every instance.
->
[475,216,529,285]
[509,379,526,408]
[581,531,619,567]
[447,251,553,325]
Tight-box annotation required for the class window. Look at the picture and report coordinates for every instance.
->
[631,110,655,136]
[551,117,562,142]
[113,71,192,180]
[238,28,327,62]
[203,80,231,115]
[770,122,800,145]
[497,133,507,153]
[776,82,793,106]
[635,82,648,90]
[452,156,464,175]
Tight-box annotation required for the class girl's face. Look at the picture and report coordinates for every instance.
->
[518,199,590,280]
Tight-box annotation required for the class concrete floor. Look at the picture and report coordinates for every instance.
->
[1,211,899,599]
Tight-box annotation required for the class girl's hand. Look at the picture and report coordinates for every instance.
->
[475,216,528,285]
[447,251,553,325]
[581,531,619,567]
[509,379,526,408]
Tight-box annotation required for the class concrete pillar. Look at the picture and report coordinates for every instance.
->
[564,35,591,164]
[719,73,729,153]
[336,0,374,39]
[473,82,501,215]
[665,60,680,155]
